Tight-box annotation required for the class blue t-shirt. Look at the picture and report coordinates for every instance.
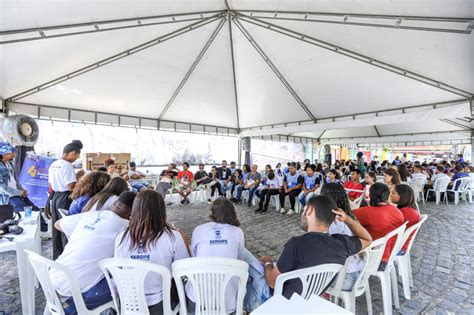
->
[68,195,91,215]
[304,174,321,190]
[285,173,303,189]
[451,172,469,190]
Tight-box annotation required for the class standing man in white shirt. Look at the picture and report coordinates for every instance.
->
[46,140,84,259]
[52,191,136,315]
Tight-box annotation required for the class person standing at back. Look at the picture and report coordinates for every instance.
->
[47,140,84,259]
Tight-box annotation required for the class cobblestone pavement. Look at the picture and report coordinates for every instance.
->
[1,200,473,314]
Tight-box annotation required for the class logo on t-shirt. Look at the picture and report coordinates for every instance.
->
[210,229,228,245]
[83,216,101,231]
[130,244,150,261]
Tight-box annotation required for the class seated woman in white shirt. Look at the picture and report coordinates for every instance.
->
[81,177,130,213]
[256,170,280,214]
[115,190,189,315]
[188,198,245,313]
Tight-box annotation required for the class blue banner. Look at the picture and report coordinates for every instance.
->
[18,153,56,208]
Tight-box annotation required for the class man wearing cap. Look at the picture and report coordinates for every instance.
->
[127,161,150,192]
[0,142,39,212]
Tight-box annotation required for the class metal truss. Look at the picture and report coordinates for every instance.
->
[373,126,381,137]
[240,99,468,131]
[6,13,226,102]
[441,119,472,130]
[157,17,227,120]
[228,15,241,129]
[237,10,474,34]
[233,18,316,120]
[235,14,473,99]
[5,101,239,136]
[0,11,225,45]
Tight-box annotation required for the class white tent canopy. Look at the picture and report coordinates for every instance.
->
[1,0,473,146]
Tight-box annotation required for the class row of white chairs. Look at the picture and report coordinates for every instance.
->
[411,176,473,205]
[26,214,428,315]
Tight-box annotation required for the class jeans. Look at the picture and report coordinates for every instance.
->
[341,271,361,291]
[279,189,301,210]
[219,180,233,195]
[131,183,148,192]
[258,189,280,211]
[62,277,112,315]
[247,186,258,206]
[234,184,247,201]
[240,248,271,312]
[298,191,316,207]
[155,182,172,200]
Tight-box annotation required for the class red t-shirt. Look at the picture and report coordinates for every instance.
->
[177,170,194,184]
[399,207,420,252]
[343,181,364,200]
[354,204,405,263]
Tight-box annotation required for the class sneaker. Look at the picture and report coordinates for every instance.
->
[280,208,287,214]
[260,209,268,214]
[287,209,295,216]
[185,199,190,204]
[255,208,262,213]
[180,199,185,204]
[166,202,173,206]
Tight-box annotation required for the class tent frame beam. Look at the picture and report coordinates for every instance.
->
[373,126,381,137]
[241,99,468,131]
[233,18,316,120]
[237,10,474,34]
[227,13,241,129]
[5,101,239,135]
[320,129,469,140]
[441,119,471,130]
[5,13,226,102]
[235,14,473,99]
[157,17,227,120]
[0,10,225,45]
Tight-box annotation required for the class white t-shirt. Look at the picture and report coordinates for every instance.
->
[266,177,280,189]
[127,170,146,185]
[411,172,427,182]
[189,222,245,313]
[329,221,365,273]
[87,195,119,212]
[114,229,189,306]
[48,159,76,192]
[50,210,128,296]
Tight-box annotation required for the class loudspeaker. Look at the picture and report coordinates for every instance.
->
[241,137,251,152]
[324,153,332,166]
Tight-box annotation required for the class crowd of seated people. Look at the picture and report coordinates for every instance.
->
[43,148,473,314]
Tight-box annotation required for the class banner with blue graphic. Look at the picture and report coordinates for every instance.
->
[18,153,56,208]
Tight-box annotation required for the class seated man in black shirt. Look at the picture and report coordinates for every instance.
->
[259,195,372,299]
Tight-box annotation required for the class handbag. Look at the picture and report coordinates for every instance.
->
[0,204,15,224]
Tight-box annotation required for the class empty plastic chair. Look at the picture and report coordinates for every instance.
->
[99,258,178,315]
[394,214,428,299]
[25,250,115,315]
[274,263,344,300]
[172,257,249,315]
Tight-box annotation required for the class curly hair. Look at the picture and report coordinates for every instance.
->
[320,183,355,219]
[71,171,111,200]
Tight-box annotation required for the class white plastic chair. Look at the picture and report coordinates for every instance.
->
[57,208,68,218]
[467,175,474,203]
[446,177,471,205]
[99,258,178,315]
[394,214,428,299]
[370,223,407,315]
[327,238,387,315]
[172,257,249,315]
[25,250,115,315]
[274,263,344,300]
[425,177,450,204]
[410,177,427,204]
[271,194,281,211]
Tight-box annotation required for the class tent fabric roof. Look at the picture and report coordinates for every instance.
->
[1,0,473,144]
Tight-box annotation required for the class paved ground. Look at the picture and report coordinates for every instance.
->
[1,199,473,314]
